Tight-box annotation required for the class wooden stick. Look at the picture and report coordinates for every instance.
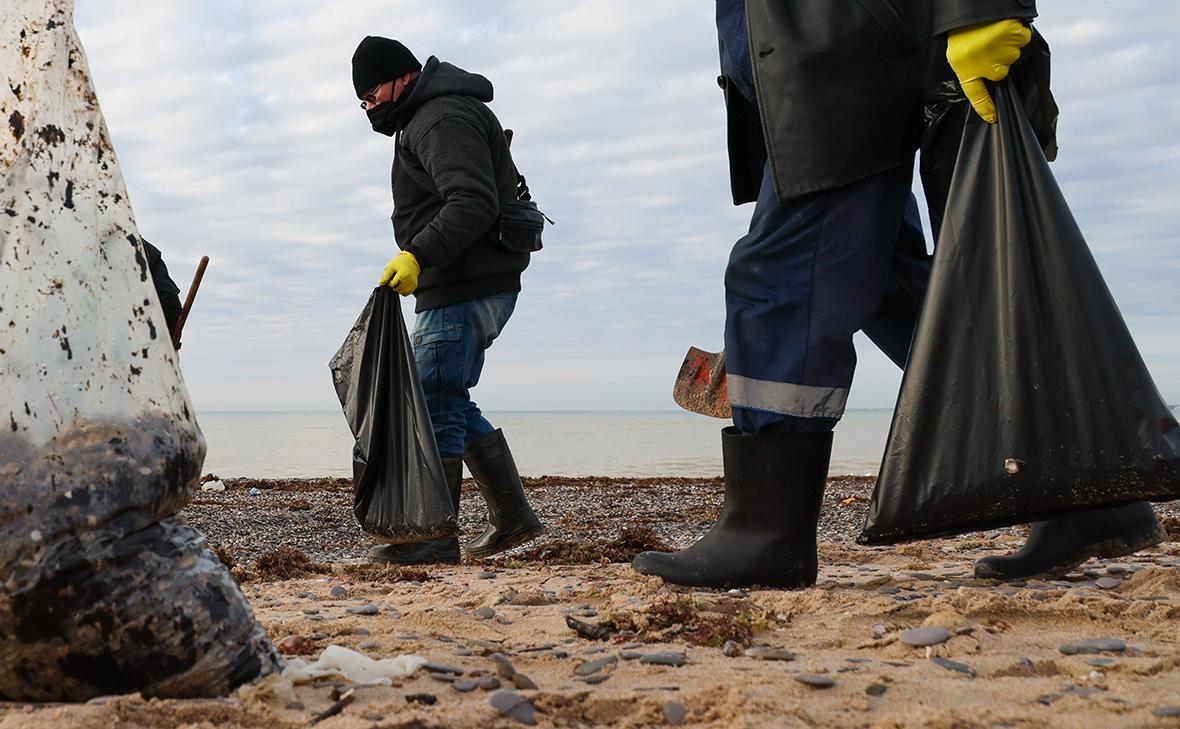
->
[171,255,209,348]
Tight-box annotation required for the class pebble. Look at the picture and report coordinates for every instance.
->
[1105,565,1129,575]
[793,674,835,689]
[430,672,457,683]
[620,651,643,660]
[345,604,379,616]
[1095,577,1121,590]
[385,607,402,619]
[641,652,688,667]
[1084,657,1115,668]
[248,487,262,496]
[744,646,796,662]
[473,607,497,620]
[276,635,315,656]
[329,586,348,598]
[452,679,477,692]
[1154,707,1180,718]
[490,689,537,725]
[877,586,901,595]
[512,673,539,690]
[663,701,688,725]
[575,656,618,676]
[354,627,370,636]
[899,626,952,647]
[302,608,320,615]
[478,571,498,579]
[477,676,501,691]
[930,656,976,676]
[581,674,611,685]
[424,662,464,676]
[493,653,517,679]
[722,641,743,658]
[865,683,888,696]
[359,640,378,650]
[306,632,326,641]
[1059,638,1126,655]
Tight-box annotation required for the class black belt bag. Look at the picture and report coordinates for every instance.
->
[498,197,552,253]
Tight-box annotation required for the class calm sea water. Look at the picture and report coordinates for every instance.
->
[197,410,896,479]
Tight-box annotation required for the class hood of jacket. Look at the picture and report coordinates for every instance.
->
[394,57,494,132]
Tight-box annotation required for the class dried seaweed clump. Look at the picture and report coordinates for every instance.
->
[603,596,769,648]
[500,526,671,566]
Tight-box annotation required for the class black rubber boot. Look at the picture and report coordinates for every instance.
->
[974,501,1165,580]
[369,456,463,565]
[464,429,544,558]
[632,427,832,589]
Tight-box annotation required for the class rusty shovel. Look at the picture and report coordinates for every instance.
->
[672,346,731,419]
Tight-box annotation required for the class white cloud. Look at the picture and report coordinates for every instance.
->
[71,0,1180,412]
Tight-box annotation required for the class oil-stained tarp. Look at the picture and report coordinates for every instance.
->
[860,79,1180,545]
[1,0,277,700]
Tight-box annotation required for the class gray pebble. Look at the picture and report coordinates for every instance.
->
[493,653,517,679]
[329,585,348,598]
[248,487,262,496]
[1153,707,1180,718]
[512,672,539,691]
[865,683,887,696]
[354,627,370,636]
[1059,638,1126,655]
[641,652,688,667]
[490,689,537,725]
[1085,657,1115,667]
[1105,565,1129,575]
[575,656,618,676]
[877,586,901,595]
[302,608,320,615]
[620,651,643,661]
[478,571,498,579]
[453,679,477,692]
[385,607,402,619]
[663,701,688,725]
[581,674,611,685]
[359,640,378,649]
[430,672,457,683]
[899,626,952,647]
[931,656,976,676]
[424,662,464,676]
[477,675,501,691]
[1095,577,1121,590]
[795,674,835,688]
[345,604,379,616]
[722,641,743,658]
[621,641,643,649]
[744,646,795,662]
[473,607,497,620]
[454,648,473,656]
[306,632,327,641]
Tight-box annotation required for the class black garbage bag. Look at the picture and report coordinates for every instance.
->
[330,287,457,543]
[860,79,1180,545]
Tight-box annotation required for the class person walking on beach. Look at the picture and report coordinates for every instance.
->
[351,36,543,564]
[632,1,1164,588]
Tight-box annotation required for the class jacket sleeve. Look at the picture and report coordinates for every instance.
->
[933,0,1037,35]
[403,116,500,268]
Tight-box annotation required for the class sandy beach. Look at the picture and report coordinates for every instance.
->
[2,477,1178,728]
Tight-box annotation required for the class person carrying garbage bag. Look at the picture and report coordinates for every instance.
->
[633,0,1166,589]
[350,37,544,564]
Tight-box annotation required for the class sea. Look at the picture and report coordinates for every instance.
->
[197,409,896,479]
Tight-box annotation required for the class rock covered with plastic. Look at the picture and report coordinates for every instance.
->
[1,0,278,700]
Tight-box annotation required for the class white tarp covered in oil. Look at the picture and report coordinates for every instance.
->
[0,0,278,701]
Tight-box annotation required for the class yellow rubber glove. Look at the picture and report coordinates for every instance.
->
[947,19,1032,124]
[378,250,420,295]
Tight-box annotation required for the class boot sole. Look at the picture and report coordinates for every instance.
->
[977,520,1166,580]
[466,524,545,560]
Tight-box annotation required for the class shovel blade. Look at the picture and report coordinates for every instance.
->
[672,347,731,419]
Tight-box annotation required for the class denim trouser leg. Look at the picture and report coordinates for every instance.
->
[411,293,518,456]
[724,162,928,434]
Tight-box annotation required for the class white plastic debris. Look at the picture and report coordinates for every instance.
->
[281,645,428,686]
[201,480,227,492]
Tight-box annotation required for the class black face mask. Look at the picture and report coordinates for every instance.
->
[366,78,418,136]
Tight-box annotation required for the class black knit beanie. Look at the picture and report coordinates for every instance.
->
[351,36,421,97]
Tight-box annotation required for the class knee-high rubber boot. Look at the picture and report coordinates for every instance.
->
[368,456,462,565]
[974,501,1165,580]
[464,429,544,558]
[632,427,832,589]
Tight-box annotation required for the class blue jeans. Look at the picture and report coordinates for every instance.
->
[725,163,931,434]
[411,293,517,456]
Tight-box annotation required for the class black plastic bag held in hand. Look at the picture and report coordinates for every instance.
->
[330,288,457,543]
[860,80,1180,545]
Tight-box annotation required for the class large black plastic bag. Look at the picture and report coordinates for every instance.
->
[860,80,1180,545]
[330,288,457,543]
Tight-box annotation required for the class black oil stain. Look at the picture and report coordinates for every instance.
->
[129,365,142,377]
[8,110,24,141]
[35,125,65,145]
[46,170,59,189]
[64,180,74,209]
[130,235,148,281]
[59,335,72,360]
[146,318,157,340]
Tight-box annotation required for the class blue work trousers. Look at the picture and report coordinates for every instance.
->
[411,293,517,456]
[725,163,931,434]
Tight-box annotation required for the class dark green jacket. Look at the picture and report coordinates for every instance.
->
[725,0,1038,204]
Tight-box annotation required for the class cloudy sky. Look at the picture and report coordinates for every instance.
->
[73,1,1179,413]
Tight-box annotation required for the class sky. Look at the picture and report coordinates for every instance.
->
[72,1,1180,413]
